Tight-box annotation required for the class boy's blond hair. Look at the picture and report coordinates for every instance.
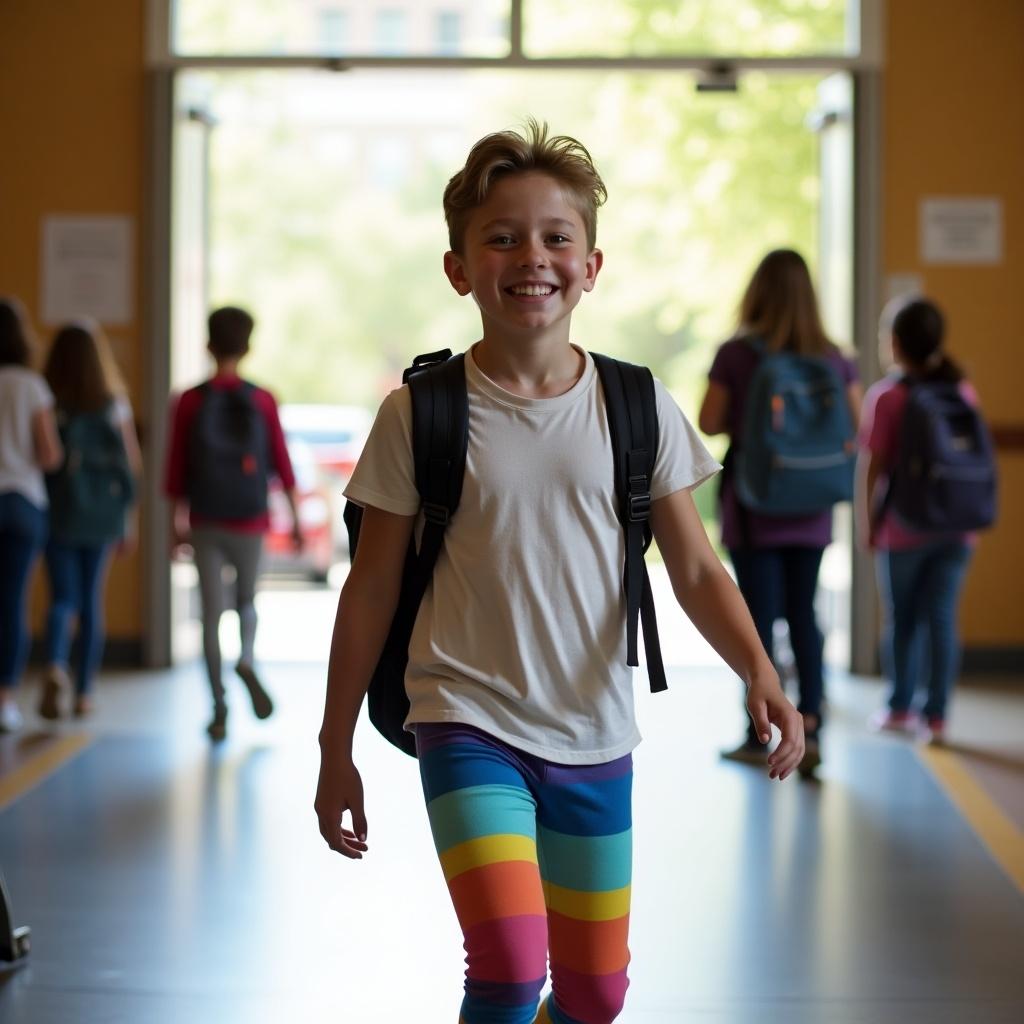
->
[443,119,607,253]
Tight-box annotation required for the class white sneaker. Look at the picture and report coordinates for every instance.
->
[0,699,24,733]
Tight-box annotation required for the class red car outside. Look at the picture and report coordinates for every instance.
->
[264,438,336,583]
[278,404,372,483]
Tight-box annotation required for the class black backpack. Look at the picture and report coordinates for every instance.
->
[187,382,270,520]
[881,378,997,532]
[344,349,667,758]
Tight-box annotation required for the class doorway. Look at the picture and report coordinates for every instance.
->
[165,62,856,671]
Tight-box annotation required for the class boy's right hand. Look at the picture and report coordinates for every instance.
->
[315,756,369,859]
[745,673,805,781]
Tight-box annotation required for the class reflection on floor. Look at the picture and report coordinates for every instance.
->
[1,661,1023,1023]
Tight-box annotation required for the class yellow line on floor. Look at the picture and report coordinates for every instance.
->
[919,745,1024,894]
[0,733,93,812]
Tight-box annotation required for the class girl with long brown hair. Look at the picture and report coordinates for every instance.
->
[38,320,142,719]
[699,249,862,775]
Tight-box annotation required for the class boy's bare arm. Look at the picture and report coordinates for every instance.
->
[315,505,415,857]
[650,488,804,781]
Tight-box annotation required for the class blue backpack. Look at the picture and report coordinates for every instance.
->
[733,340,855,516]
[47,405,135,545]
[883,379,997,532]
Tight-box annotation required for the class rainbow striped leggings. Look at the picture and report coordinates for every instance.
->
[417,723,632,1024]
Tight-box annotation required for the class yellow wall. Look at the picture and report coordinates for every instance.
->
[0,0,145,640]
[0,0,1021,654]
[884,0,1024,646]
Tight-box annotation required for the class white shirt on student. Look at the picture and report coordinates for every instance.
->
[345,347,720,764]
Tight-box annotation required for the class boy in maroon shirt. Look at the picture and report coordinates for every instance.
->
[164,306,301,740]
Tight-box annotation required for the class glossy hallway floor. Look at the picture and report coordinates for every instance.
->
[1,656,1023,1023]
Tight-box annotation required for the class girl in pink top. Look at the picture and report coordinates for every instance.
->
[856,298,976,743]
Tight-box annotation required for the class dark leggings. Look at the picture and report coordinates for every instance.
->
[728,545,826,742]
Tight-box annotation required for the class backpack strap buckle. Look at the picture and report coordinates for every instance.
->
[627,474,651,522]
[422,501,450,526]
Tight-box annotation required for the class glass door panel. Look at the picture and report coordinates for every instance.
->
[169,76,214,664]
[523,0,853,57]
[172,0,510,57]
[170,64,845,669]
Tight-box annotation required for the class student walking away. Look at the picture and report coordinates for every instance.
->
[698,249,861,776]
[164,307,302,741]
[38,321,142,720]
[856,297,995,745]
[0,298,63,733]
[315,121,805,1024]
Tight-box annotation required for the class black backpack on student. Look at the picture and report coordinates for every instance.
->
[344,349,667,758]
[882,378,997,532]
[187,382,270,520]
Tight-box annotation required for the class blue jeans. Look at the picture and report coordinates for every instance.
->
[44,539,113,697]
[875,542,972,721]
[728,545,826,742]
[0,492,48,688]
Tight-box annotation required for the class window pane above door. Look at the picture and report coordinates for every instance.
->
[172,1,510,57]
[523,0,853,58]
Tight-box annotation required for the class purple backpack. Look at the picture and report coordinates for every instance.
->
[886,379,997,532]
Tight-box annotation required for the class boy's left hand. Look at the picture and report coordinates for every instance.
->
[745,675,805,781]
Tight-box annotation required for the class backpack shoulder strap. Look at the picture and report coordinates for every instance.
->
[373,350,468,691]
[592,352,667,694]
[407,350,468,577]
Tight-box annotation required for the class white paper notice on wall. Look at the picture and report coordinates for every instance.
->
[41,215,134,325]
[920,197,1003,265]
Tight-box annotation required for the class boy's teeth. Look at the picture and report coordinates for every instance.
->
[510,284,553,296]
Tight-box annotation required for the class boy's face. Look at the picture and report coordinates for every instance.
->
[443,171,602,339]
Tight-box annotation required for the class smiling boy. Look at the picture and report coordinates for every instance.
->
[315,121,803,1024]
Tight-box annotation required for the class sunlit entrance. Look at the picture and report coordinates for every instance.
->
[166,61,855,673]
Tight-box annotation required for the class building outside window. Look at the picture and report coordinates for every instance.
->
[317,7,349,54]
[374,9,408,55]
[436,10,462,55]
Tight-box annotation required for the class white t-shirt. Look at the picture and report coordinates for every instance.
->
[0,367,54,509]
[345,348,720,764]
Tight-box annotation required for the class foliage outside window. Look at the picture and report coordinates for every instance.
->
[523,0,851,56]
[193,62,833,540]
